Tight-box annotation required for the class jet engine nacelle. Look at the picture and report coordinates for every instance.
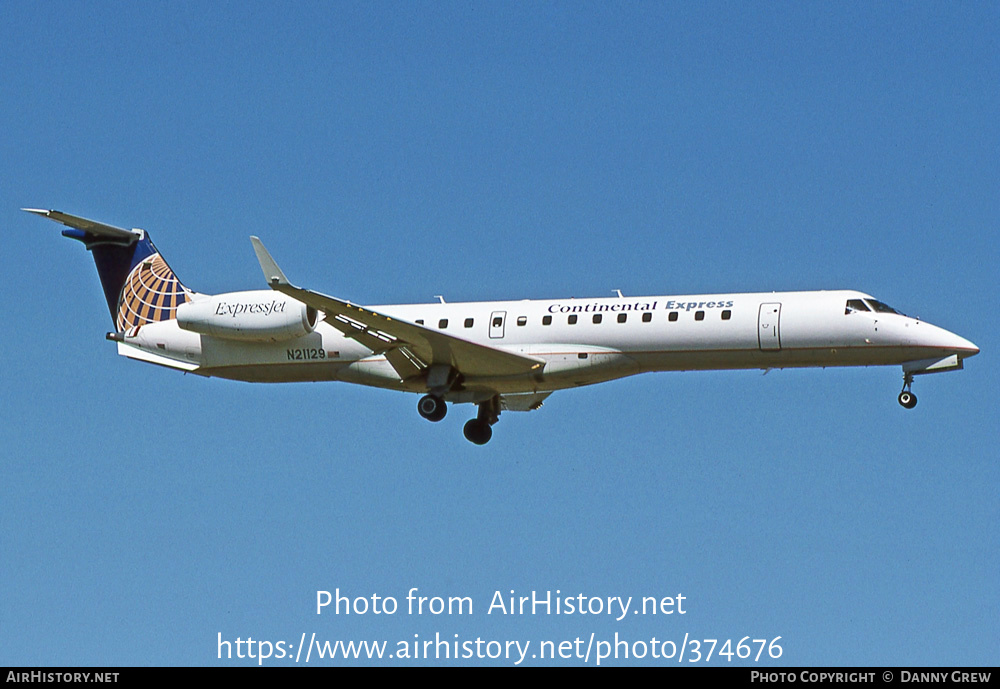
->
[176,290,318,342]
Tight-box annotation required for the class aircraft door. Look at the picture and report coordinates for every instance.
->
[758,303,781,350]
[489,311,506,339]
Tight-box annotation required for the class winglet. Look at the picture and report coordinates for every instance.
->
[250,236,290,288]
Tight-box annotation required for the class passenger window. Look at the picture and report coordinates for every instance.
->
[618,313,627,323]
[464,318,474,328]
[492,317,502,328]
[568,315,578,325]
[642,312,652,323]
[517,316,527,326]
[721,310,731,320]
[668,312,678,322]
[695,311,705,321]
[593,314,602,324]
[438,319,448,329]
[542,315,552,326]
[845,299,870,314]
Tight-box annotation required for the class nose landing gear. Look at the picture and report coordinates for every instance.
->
[898,373,917,409]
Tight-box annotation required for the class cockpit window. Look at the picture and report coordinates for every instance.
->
[845,299,870,314]
[865,299,903,315]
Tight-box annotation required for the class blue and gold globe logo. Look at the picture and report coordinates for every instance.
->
[116,253,191,331]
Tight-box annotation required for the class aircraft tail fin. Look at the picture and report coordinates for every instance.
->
[25,209,194,331]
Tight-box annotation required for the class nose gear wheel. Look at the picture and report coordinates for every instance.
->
[898,373,917,409]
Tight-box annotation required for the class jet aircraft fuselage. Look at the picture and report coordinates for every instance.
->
[27,209,979,444]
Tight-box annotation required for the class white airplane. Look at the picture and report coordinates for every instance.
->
[29,208,979,445]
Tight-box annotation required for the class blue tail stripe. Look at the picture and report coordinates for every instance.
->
[90,238,156,322]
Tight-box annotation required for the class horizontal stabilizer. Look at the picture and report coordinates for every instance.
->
[23,208,139,245]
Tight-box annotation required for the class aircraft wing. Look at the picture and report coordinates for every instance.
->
[250,237,545,381]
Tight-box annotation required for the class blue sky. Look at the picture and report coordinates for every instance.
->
[1,1,996,666]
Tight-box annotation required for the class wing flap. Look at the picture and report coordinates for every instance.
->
[384,347,427,381]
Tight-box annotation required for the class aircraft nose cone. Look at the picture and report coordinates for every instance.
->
[943,329,979,357]
[913,322,979,357]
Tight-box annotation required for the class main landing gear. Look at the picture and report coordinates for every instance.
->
[463,396,500,446]
[417,393,500,444]
[417,394,447,422]
[898,372,917,409]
